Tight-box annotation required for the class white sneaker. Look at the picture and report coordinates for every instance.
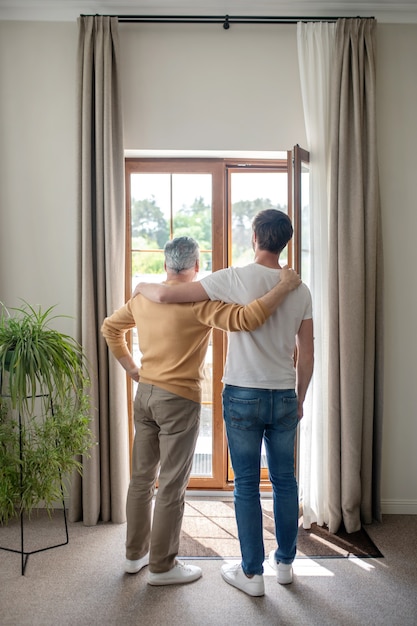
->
[125,552,150,574]
[221,562,265,597]
[148,561,202,586]
[268,550,293,584]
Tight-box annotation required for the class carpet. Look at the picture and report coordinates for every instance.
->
[179,499,383,559]
[0,500,383,568]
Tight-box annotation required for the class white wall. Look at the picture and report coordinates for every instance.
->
[0,22,78,334]
[377,25,417,514]
[120,23,306,150]
[0,19,416,513]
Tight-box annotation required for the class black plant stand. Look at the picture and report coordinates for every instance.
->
[0,393,69,575]
[0,495,69,576]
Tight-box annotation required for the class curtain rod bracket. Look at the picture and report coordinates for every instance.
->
[223,15,230,30]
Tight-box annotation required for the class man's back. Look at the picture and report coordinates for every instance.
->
[201,263,312,389]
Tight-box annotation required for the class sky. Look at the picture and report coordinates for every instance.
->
[130,171,288,214]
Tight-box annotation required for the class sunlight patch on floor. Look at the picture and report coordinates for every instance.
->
[346,556,375,571]
[222,558,335,577]
[270,558,334,578]
[223,556,376,577]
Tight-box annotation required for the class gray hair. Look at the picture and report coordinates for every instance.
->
[164,236,199,273]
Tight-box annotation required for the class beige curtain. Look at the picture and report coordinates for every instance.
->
[328,18,384,533]
[70,16,130,525]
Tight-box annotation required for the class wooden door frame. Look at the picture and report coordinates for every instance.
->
[124,153,306,491]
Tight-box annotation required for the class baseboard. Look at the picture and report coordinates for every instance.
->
[381,499,417,514]
[41,495,417,515]
[185,490,234,499]
[186,494,417,515]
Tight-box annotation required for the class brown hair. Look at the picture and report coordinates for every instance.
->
[252,209,293,254]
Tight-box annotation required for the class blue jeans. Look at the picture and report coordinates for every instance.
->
[223,384,299,576]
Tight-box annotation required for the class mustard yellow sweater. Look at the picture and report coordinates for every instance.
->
[101,295,270,403]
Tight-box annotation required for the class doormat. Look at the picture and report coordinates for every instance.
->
[179,499,383,559]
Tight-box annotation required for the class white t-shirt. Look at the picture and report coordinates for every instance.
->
[200,263,313,389]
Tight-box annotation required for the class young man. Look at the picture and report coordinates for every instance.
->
[101,235,301,588]
[134,211,314,596]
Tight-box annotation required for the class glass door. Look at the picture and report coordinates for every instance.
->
[226,163,290,485]
[292,145,310,482]
[125,154,308,490]
[125,159,226,488]
[129,170,214,470]
[292,145,310,279]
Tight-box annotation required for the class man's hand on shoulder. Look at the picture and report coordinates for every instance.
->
[280,265,301,291]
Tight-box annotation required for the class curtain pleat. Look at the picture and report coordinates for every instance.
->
[71,16,129,525]
[297,22,335,529]
[328,18,384,533]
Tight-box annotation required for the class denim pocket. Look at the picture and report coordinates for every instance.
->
[225,396,260,430]
[279,394,298,429]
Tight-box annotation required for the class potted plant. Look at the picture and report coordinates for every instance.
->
[0,301,94,525]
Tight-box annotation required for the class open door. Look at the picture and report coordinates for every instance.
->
[292,145,310,484]
[226,147,310,488]
[292,145,310,280]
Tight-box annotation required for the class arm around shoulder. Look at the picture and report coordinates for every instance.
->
[258,269,301,314]
[134,280,209,303]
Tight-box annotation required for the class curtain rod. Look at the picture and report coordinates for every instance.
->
[81,14,374,29]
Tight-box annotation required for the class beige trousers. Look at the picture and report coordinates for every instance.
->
[125,383,200,573]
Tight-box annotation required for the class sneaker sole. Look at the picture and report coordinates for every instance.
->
[277,573,293,585]
[220,570,265,597]
[125,559,150,574]
[125,566,146,574]
[148,572,202,586]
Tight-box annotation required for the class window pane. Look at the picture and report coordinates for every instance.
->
[130,170,214,479]
[131,173,171,250]
[171,173,213,477]
[132,250,165,284]
[301,164,311,286]
[192,407,213,476]
[230,172,288,266]
[172,173,212,249]
[229,170,288,475]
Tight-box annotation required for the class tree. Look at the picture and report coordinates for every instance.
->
[173,197,212,250]
[131,197,169,249]
[231,199,288,265]
[130,194,287,274]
